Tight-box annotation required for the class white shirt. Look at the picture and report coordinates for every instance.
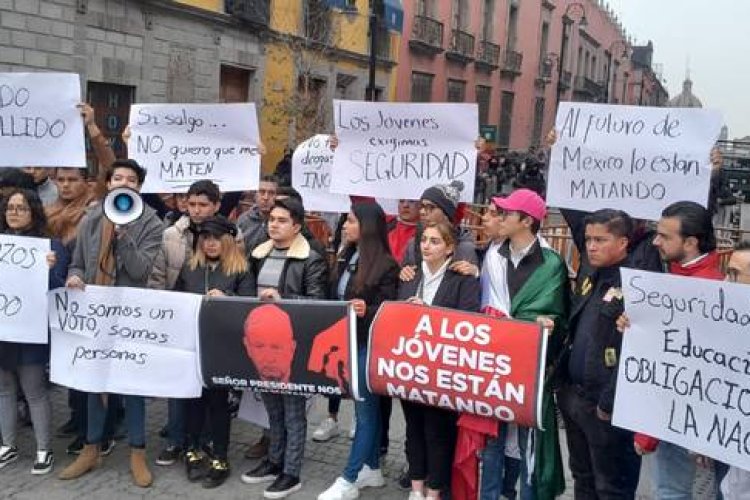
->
[419,259,450,306]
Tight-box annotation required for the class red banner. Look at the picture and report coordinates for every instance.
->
[368,302,547,428]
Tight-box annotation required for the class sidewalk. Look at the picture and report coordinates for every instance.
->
[1,385,717,499]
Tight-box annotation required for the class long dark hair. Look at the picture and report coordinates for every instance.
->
[0,188,49,237]
[351,202,396,294]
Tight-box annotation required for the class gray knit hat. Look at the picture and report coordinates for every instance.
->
[420,181,464,220]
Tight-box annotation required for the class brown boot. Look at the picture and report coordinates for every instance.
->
[59,443,101,480]
[130,448,153,488]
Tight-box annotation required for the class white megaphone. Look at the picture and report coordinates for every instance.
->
[103,187,144,226]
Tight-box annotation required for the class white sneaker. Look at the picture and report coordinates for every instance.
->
[408,492,426,500]
[313,417,340,442]
[318,477,360,500]
[354,465,385,489]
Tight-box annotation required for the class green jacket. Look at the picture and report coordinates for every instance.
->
[509,246,568,500]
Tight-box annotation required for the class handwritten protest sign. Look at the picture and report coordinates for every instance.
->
[0,73,85,167]
[331,100,477,202]
[49,286,203,398]
[614,269,750,471]
[547,103,722,220]
[200,297,357,398]
[128,103,261,193]
[368,302,547,427]
[0,235,50,344]
[292,134,351,213]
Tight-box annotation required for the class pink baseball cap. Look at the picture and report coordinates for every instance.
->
[491,189,547,221]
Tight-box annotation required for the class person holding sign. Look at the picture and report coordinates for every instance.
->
[556,209,642,499]
[59,160,164,488]
[617,201,725,500]
[720,241,750,498]
[240,197,328,499]
[450,189,568,500]
[0,189,68,475]
[395,221,480,499]
[175,215,255,488]
[318,201,399,500]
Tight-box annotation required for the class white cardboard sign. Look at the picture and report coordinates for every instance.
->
[0,235,50,344]
[0,72,85,167]
[547,103,722,220]
[615,269,750,471]
[292,134,351,213]
[331,100,477,202]
[128,103,262,193]
[49,286,203,398]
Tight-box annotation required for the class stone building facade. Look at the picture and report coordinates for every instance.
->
[0,0,267,165]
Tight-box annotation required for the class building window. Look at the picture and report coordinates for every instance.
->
[506,3,519,50]
[304,0,331,44]
[451,0,468,30]
[499,91,514,148]
[476,85,491,125]
[531,97,545,146]
[220,65,252,103]
[411,72,434,102]
[447,79,466,102]
[481,0,494,40]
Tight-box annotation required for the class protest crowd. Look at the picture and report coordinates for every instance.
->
[1,77,749,500]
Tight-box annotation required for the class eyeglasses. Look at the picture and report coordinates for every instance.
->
[6,205,30,214]
[419,202,438,212]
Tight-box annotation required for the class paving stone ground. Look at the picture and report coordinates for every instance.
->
[1,385,715,499]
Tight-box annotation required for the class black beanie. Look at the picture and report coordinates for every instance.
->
[197,215,238,238]
[420,181,464,220]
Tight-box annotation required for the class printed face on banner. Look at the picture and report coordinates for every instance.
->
[331,100,478,203]
[368,302,547,428]
[128,103,261,194]
[200,297,355,398]
[0,235,51,344]
[48,286,204,398]
[547,103,722,221]
[614,269,750,471]
[0,73,86,168]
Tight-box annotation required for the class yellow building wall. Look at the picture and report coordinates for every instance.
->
[173,0,223,12]
[172,0,401,171]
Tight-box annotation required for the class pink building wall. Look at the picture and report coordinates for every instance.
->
[395,0,646,151]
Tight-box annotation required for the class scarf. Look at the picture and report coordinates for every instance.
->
[45,192,95,244]
[95,216,117,286]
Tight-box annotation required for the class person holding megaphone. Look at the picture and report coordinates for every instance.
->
[59,159,165,488]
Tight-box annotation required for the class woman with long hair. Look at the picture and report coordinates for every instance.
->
[175,215,255,489]
[0,188,69,475]
[398,222,480,499]
[318,201,399,500]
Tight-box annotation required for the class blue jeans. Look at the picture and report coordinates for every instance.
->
[480,425,534,500]
[653,442,694,500]
[88,394,145,448]
[342,348,381,483]
[167,398,186,448]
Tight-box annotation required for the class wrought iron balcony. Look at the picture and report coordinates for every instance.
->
[475,40,500,71]
[446,29,475,64]
[225,0,270,28]
[574,76,604,100]
[409,15,444,55]
[500,49,523,77]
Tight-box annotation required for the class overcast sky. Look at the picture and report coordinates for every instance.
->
[608,0,750,139]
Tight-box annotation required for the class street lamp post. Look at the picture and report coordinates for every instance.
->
[604,40,629,103]
[556,2,587,108]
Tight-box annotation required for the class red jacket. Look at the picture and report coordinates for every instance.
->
[634,251,724,453]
